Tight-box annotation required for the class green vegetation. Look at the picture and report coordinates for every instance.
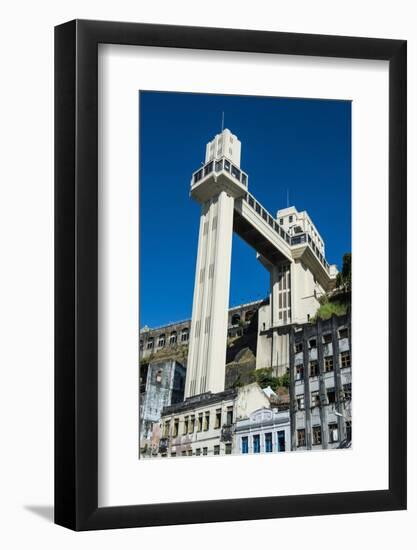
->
[313,252,351,321]
[249,367,289,392]
[314,299,348,321]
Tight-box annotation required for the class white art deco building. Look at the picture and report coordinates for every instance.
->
[185,129,338,398]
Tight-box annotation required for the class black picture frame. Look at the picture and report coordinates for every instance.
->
[55,19,407,531]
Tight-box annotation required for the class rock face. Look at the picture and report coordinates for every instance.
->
[225,347,257,389]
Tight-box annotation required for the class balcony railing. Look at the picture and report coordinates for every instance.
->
[191,157,248,188]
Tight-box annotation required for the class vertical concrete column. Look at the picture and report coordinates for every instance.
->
[289,327,296,451]
[302,332,312,450]
[185,191,234,397]
[331,315,346,443]
[317,320,329,449]
[270,265,280,373]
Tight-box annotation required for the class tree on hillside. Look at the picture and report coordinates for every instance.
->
[336,252,351,292]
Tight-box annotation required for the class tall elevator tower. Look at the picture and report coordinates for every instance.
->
[185,129,249,398]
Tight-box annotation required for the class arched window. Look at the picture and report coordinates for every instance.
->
[245,310,255,322]
[157,334,166,348]
[231,313,241,326]
[181,328,189,342]
[169,331,177,345]
[146,337,154,350]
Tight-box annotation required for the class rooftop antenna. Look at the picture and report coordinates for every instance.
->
[221,111,225,132]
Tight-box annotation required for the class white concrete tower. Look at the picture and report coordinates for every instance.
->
[185,129,249,398]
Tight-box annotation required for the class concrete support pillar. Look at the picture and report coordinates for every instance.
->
[185,191,234,397]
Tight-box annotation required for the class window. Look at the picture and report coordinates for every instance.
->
[189,415,195,433]
[289,215,293,223]
[295,342,303,353]
[225,443,232,455]
[196,448,201,456]
[296,395,305,410]
[341,351,351,369]
[202,447,208,456]
[329,423,339,443]
[204,161,213,175]
[295,365,304,380]
[309,360,319,377]
[279,218,283,225]
[197,413,203,432]
[157,334,165,347]
[311,391,320,407]
[346,421,352,441]
[180,328,189,342]
[169,331,177,345]
[343,383,352,400]
[231,313,241,326]
[241,436,249,454]
[183,416,189,435]
[139,339,143,351]
[309,338,317,349]
[204,411,210,431]
[224,159,230,172]
[313,426,322,445]
[163,421,170,437]
[173,418,179,437]
[215,408,222,429]
[181,450,186,456]
[339,327,349,340]
[215,160,222,172]
[297,429,306,447]
[323,333,332,345]
[146,337,154,350]
[277,430,286,452]
[187,449,193,456]
[327,388,336,404]
[265,432,273,453]
[253,434,261,453]
[226,406,233,425]
[171,452,176,457]
[325,356,334,372]
[214,445,220,455]
[231,165,241,180]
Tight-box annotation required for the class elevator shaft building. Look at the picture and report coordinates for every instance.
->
[185,129,338,398]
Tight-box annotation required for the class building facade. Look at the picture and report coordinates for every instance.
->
[139,359,186,457]
[234,407,291,455]
[286,313,352,451]
[158,383,271,457]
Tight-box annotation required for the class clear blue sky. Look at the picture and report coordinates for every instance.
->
[140,91,351,328]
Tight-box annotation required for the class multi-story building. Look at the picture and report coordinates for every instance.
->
[158,383,271,457]
[139,359,186,457]
[234,407,291,455]
[285,313,352,451]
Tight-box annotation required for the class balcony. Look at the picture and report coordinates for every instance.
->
[190,157,249,203]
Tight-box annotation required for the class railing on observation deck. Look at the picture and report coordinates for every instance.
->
[190,160,331,274]
[191,157,248,188]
